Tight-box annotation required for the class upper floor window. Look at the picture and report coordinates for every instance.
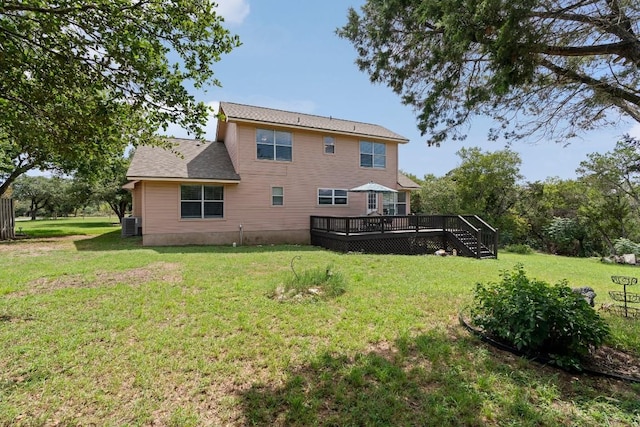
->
[181,185,224,219]
[360,141,386,168]
[323,136,335,154]
[318,188,348,205]
[257,129,292,161]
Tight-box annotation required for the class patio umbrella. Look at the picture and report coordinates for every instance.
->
[349,181,397,215]
[348,181,397,194]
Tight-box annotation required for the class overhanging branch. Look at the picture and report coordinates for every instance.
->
[539,58,640,111]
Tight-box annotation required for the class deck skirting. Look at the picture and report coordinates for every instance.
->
[311,229,455,255]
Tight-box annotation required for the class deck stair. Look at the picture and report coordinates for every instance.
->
[449,230,496,259]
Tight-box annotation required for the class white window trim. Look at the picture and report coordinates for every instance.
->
[180,184,224,220]
[256,128,293,162]
[323,136,335,155]
[359,141,386,169]
[367,192,378,214]
[271,186,284,207]
[317,188,348,206]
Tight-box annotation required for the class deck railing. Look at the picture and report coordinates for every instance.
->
[310,214,498,258]
[311,214,441,234]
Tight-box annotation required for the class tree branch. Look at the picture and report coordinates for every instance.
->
[534,41,637,60]
[539,58,640,112]
[0,161,34,196]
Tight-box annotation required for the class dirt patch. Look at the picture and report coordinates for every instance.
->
[582,345,640,381]
[11,262,182,297]
[0,235,94,256]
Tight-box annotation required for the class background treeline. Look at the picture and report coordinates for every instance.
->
[8,157,131,222]
[406,135,640,257]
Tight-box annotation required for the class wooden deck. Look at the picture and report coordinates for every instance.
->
[310,215,498,258]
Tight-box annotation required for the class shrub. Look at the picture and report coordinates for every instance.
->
[544,217,584,256]
[503,244,533,254]
[471,265,609,369]
[613,238,640,256]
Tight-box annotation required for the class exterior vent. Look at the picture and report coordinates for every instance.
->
[122,217,140,237]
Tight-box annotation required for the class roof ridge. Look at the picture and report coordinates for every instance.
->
[219,101,391,129]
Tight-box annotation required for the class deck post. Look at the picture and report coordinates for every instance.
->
[345,217,350,236]
[477,228,482,259]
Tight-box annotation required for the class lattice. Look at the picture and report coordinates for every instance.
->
[311,229,487,257]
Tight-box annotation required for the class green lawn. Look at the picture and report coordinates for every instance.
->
[1,218,639,426]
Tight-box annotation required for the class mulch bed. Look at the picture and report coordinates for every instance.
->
[459,311,640,383]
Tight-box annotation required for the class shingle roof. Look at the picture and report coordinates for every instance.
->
[397,173,421,190]
[127,138,240,181]
[219,102,409,143]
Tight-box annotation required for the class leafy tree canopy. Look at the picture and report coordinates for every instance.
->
[450,147,522,222]
[577,135,640,210]
[0,0,240,195]
[338,0,640,146]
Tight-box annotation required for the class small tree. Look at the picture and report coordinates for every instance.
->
[12,176,54,220]
[75,155,133,222]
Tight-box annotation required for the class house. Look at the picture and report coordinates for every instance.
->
[125,101,421,246]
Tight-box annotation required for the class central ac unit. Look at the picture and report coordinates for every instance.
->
[121,217,138,237]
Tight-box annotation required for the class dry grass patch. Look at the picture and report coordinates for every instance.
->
[0,235,94,257]
[11,262,182,297]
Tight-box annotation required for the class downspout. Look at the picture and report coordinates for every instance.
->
[239,224,243,246]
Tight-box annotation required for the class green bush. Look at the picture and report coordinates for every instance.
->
[471,265,609,369]
[503,244,534,254]
[613,238,640,256]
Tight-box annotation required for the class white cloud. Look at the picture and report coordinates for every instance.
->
[216,0,250,25]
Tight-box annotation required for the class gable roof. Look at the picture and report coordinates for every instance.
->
[126,138,240,182]
[397,172,421,190]
[218,102,409,143]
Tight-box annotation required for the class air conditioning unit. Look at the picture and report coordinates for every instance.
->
[121,217,141,237]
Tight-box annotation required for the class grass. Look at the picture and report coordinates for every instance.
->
[1,218,640,425]
[15,216,122,237]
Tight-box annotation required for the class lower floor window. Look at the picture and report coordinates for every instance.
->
[272,186,284,206]
[397,192,407,215]
[383,192,407,215]
[318,188,348,205]
[181,184,224,219]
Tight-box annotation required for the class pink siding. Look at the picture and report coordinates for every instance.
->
[224,122,239,172]
[131,183,143,217]
[138,122,403,244]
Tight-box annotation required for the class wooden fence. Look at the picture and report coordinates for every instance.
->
[0,198,15,240]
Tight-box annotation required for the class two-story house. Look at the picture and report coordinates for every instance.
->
[125,102,420,246]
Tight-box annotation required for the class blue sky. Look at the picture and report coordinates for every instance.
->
[165,0,640,183]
